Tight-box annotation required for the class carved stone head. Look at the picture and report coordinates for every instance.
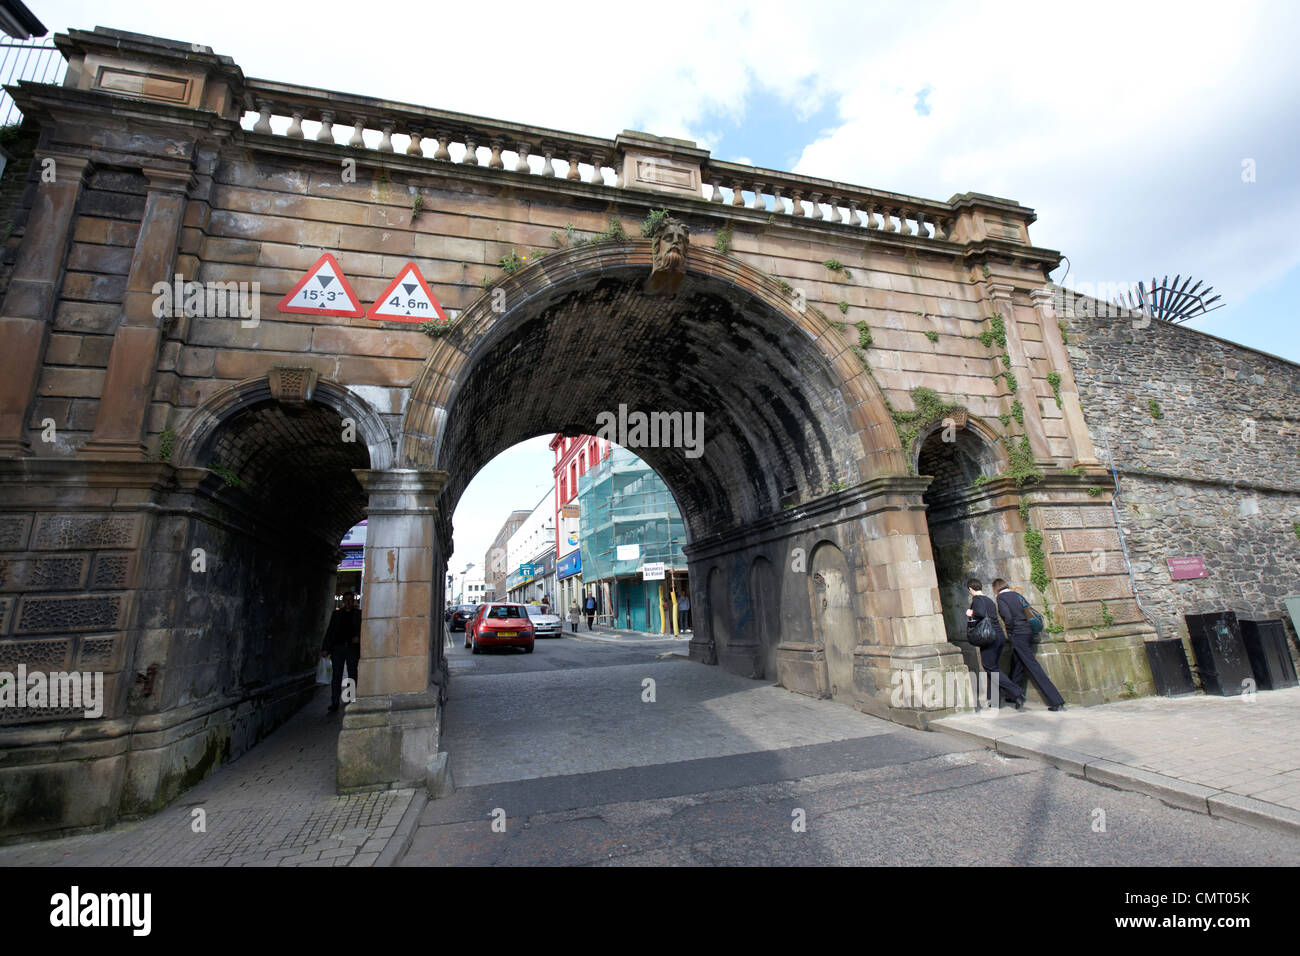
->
[646,216,689,294]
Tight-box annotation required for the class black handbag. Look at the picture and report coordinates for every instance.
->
[968,615,998,648]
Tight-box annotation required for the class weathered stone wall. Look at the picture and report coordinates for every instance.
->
[1064,309,1300,657]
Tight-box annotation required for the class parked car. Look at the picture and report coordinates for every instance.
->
[524,603,562,638]
[465,602,535,654]
[448,604,480,632]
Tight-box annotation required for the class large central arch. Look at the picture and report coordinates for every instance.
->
[339,237,970,792]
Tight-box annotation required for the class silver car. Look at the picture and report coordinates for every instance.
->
[524,604,562,638]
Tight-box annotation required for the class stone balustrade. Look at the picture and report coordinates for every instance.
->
[241,79,622,187]
[239,81,968,245]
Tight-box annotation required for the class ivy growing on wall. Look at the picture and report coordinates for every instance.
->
[1047,371,1063,408]
[890,387,960,462]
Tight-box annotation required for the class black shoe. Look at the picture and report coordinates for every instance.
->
[1015,696,1026,711]
[1049,702,1067,712]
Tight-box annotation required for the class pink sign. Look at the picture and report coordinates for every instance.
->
[1168,557,1208,580]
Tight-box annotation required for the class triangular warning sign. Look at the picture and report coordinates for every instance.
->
[366,261,448,324]
[278,253,365,317]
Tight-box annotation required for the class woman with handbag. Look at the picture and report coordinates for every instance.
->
[966,578,1025,710]
[993,578,1067,711]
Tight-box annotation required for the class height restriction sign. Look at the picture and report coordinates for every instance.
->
[277,253,365,317]
[366,261,449,324]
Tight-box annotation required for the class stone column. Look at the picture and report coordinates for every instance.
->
[0,153,95,455]
[1030,288,1100,466]
[338,468,447,792]
[81,166,192,460]
[987,281,1054,465]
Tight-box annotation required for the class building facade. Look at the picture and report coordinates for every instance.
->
[483,509,529,604]
[578,445,689,633]
[505,488,556,604]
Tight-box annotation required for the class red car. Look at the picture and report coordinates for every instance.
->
[466,602,535,654]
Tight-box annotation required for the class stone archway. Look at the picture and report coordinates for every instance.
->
[337,233,969,791]
[916,416,1019,670]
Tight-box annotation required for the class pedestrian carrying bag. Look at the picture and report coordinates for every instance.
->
[1020,594,1045,641]
[969,615,998,648]
[316,657,332,685]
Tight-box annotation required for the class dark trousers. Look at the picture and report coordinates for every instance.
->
[585,611,595,630]
[1007,634,1065,707]
[980,639,1024,706]
[330,644,359,708]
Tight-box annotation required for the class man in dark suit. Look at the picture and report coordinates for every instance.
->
[321,591,362,714]
[966,578,1024,709]
[993,578,1066,711]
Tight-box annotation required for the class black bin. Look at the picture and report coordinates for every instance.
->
[1143,638,1196,696]
[1185,612,1254,696]
[1239,619,1298,691]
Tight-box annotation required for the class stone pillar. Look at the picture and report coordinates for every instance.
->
[0,154,95,455]
[1030,288,1100,466]
[987,281,1054,465]
[851,477,972,728]
[81,166,192,460]
[338,468,447,792]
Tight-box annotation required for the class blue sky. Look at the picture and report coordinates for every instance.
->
[34,0,1300,568]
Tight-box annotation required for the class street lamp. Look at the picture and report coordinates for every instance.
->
[458,562,474,604]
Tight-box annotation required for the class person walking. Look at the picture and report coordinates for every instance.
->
[568,598,580,634]
[583,591,597,630]
[965,578,1024,710]
[321,591,362,714]
[993,578,1066,711]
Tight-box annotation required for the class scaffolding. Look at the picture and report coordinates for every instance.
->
[577,446,688,633]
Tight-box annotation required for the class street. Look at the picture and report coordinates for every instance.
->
[401,632,1300,865]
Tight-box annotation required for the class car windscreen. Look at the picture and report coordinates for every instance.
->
[524,605,548,618]
[488,605,525,620]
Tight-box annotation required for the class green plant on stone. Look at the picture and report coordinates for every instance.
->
[1100,600,1114,627]
[856,321,872,348]
[1087,486,1103,497]
[499,250,524,274]
[971,474,992,488]
[777,278,793,294]
[829,479,846,492]
[1011,399,1024,425]
[1057,320,1069,345]
[1047,370,1063,408]
[982,265,990,278]
[999,412,1011,428]
[1293,520,1299,541]
[838,301,850,315]
[208,460,242,488]
[823,258,853,278]
[1018,496,1030,522]
[835,320,846,333]
[420,320,451,338]
[978,313,1007,349]
[411,194,424,217]
[155,427,174,463]
[890,386,960,456]
[924,330,939,342]
[715,224,734,254]
[1148,399,1163,420]
[1005,435,1042,487]
[641,208,670,237]
[1025,527,1049,594]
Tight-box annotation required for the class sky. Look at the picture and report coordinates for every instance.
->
[31,0,1300,569]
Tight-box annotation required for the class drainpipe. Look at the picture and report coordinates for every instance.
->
[1095,430,1164,640]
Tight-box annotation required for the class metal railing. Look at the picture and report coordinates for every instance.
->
[0,38,65,128]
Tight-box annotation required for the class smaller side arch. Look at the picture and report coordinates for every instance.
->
[172,374,395,471]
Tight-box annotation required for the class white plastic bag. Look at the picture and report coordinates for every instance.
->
[316,657,332,685]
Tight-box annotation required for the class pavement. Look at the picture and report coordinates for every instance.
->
[934,686,1300,836]
[0,684,419,867]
